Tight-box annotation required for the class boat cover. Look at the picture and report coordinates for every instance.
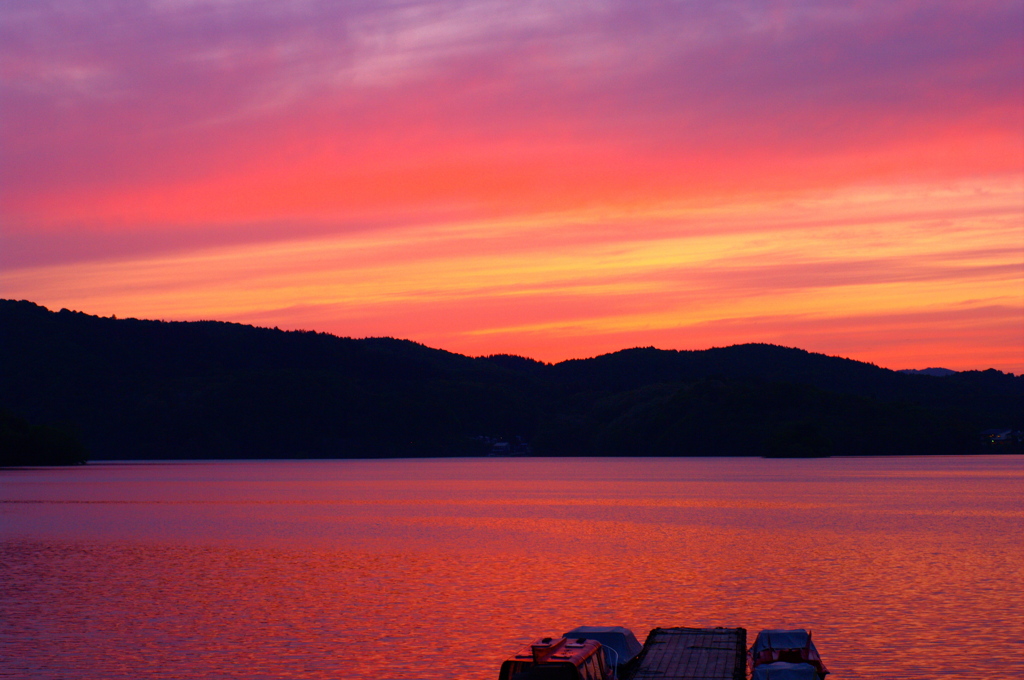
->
[752,630,813,655]
[750,629,827,676]
[751,662,820,680]
[562,626,643,666]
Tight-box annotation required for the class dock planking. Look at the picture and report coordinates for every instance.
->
[626,627,747,680]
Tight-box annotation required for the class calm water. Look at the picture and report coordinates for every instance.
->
[1,456,1022,679]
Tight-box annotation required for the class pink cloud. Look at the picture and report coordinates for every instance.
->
[3,0,1020,235]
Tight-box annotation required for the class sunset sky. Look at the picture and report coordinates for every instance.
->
[2,0,1022,372]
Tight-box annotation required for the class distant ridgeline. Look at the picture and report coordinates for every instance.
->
[1,299,1021,463]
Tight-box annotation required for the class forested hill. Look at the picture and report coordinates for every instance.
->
[2,299,1020,462]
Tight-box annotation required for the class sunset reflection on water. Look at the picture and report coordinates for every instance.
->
[2,456,1022,679]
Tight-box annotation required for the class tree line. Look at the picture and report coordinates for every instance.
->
[1,299,1020,463]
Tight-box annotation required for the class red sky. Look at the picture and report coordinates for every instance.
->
[2,0,1022,372]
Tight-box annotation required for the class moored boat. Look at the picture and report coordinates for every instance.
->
[562,626,643,676]
[499,635,612,680]
[749,629,829,680]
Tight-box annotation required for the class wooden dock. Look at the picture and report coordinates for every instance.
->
[625,627,746,680]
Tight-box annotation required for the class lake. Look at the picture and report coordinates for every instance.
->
[1,456,1022,679]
